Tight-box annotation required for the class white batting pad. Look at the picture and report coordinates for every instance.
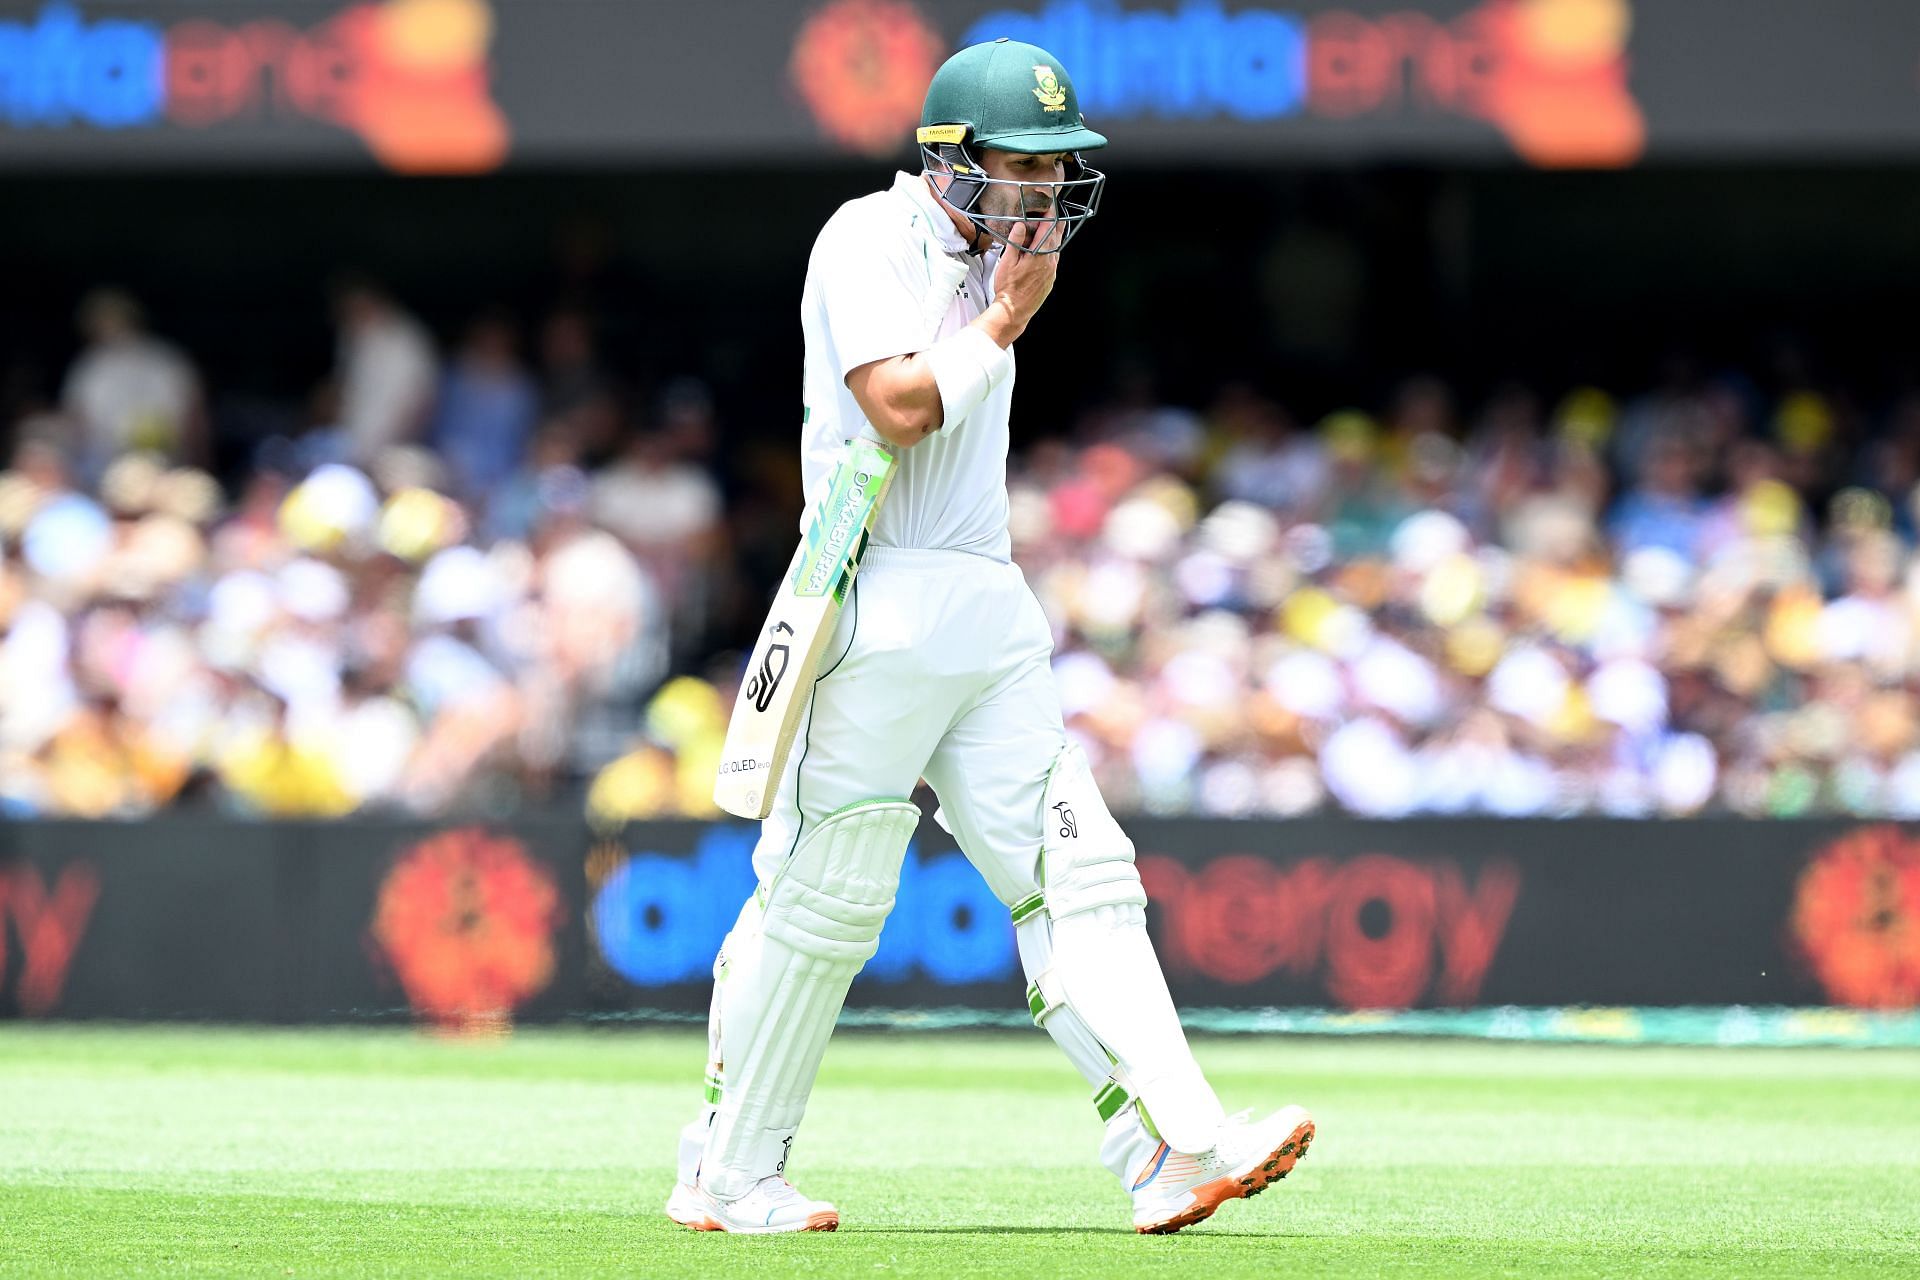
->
[1049,903,1225,1152]
[1027,742,1225,1153]
[700,799,919,1201]
[1040,742,1148,917]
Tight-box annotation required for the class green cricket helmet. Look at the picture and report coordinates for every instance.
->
[917,38,1107,256]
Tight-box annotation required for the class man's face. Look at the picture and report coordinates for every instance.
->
[975,148,1067,241]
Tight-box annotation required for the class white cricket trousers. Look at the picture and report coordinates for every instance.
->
[749,545,1064,908]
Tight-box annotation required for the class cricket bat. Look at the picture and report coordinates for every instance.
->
[714,435,899,819]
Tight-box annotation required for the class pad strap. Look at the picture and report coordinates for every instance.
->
[1093,1064,1156,1136]
[1029,963,1154,1132]
[1026,967,1068,1026]
[1093,1077,1132,1123]
[1017,897,1135,1127]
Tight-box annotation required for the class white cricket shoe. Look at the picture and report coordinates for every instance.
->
[663,1179,707,1229]
[1130,1104,1314,1234]
[668,1175,840,1234]
[663,1119,710,1228]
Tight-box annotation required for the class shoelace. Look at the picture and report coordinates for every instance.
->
[751,1175,808,1206]
[1194,1108,1259,1173]
[702,1175,805,1212]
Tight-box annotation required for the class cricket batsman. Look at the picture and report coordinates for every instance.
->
[667,38,1314,1234]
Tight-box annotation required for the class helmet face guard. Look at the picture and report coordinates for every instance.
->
[919,135,1105,256]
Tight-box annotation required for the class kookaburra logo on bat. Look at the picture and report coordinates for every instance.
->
[746,621,795,713]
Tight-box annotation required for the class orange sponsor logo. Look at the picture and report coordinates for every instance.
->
[1141,853,1522,1010]
[163,0,509,173]
[370,827,563,1031]
[1791,826,1920,1009]
[0,861,100,1017]
[791,0,945,157]
[1302,0,1644,167]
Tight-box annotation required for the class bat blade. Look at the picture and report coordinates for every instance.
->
[714,438,897,819]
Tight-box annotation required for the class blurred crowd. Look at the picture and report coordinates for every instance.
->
[7,284,1920,821]
[0,282,726,819]
[1019,371,1920,819]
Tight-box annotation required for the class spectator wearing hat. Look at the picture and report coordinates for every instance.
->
[61,289,207,479]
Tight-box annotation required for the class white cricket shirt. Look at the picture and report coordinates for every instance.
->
[798,170,1016,563]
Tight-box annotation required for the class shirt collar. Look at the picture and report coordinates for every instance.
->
[893,170,987,259]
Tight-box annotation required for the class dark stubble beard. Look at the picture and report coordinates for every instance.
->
[978,185,1056,248]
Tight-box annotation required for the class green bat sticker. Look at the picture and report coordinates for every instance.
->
[792,440,894,599]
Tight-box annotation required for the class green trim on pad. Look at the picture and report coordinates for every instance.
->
[1009,893,1046,925]
[823,796,913,820]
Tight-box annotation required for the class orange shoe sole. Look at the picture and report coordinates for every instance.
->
[1135,1117,1315,1235]
[681,1209,839,1233]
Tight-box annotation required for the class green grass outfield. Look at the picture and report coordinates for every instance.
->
[2,1025,1917,1278]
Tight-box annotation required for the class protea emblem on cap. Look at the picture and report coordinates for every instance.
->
[1031,65,1066,112]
